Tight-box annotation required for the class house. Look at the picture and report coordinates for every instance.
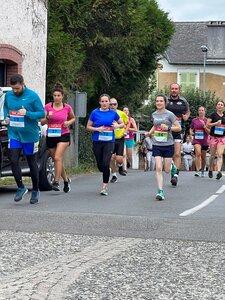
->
[0,0,48,102]
[157,21,225,100]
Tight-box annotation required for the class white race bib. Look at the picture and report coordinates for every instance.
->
[195,130,204,140]
[98,127,113,141]
[47,124,62,137]
[9,110,24,127]
[214,125,225,135]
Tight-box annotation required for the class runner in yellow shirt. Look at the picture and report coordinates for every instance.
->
[109,98,128,183]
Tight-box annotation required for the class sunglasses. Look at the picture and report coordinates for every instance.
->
[110,103,117,106]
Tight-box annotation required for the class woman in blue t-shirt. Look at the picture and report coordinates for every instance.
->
[86,94,124,196]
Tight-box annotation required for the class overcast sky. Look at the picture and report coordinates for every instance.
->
[156,0,225,21]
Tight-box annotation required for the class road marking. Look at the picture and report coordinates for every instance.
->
[215,185,225,194]
[179,194,219,217]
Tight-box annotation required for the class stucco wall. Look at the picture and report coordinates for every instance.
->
[0,0,48,103]
[158,59,225,100]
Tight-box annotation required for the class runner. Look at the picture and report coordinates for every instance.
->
[86,94,124,195]
[166,83,190,186]
[41,82,75,192]
[109,98,128,182]
[3,74,45,204]
[122,106,137,174]
[206,101,225,179]
[146,94,181,200]
[190,106,210,177]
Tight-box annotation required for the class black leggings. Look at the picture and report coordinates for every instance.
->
[9,148,39,191]
[93,141,114,184]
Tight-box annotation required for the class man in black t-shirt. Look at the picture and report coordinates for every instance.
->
[166,83,190,186]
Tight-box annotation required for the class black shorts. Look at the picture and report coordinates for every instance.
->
[152,144,174,158]
[112,137,124,156]
[172,131,183,141]
[46,133,70,149]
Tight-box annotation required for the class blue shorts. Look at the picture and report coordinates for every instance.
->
[152,144,174,158]
[9,139,39,155]
[124,138,135,149]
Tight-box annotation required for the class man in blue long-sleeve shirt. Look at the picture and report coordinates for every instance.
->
[4,74,45,204]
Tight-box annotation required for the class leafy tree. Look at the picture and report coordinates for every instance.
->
[47,0,174,112]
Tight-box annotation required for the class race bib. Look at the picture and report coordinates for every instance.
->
[9,110,24,127]
[153,127,168,142]
[47,124,62,137]
[195,130,204,140]
[98,127,113,141]
[214,125,225,135]
[177,117,182,126]
[124,132,130,139]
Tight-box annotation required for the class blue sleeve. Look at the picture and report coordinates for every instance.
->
[115,112,120,121]
[89,110,96,122]
[25,96,45,119]
[3,94,9,118]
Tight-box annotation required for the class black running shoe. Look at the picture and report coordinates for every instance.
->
[208,171,213,178]
[110,175,118,183]
[171,174,178,186]
[63,178,71,193]
[52,181,60,191]
[118,166,126,176]
[216,172,222,180]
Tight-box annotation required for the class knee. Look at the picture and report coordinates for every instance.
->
[54,155,62,163]
[174,152,180,159]
[155,166,162,173]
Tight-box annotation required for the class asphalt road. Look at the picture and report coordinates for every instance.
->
[0,170,224,241]
[0,170,225,299]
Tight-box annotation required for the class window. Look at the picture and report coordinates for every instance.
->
[178,69,199,90]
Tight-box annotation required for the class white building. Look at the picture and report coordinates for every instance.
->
[0,0,48,102]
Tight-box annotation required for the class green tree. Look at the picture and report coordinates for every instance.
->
[47,0,174,111]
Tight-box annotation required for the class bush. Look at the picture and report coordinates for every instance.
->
[78,124,95,164]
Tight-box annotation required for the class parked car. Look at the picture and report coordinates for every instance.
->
[0,87,55,191]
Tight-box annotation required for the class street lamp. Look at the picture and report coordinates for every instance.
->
[201,45,208,100]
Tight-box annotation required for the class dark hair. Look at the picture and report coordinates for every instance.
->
[198,105,206,111]
[53,82,64,95]
[155,94,168,104]
[216,100,225,106]
[99,94,110,101]
[10,74,24,85]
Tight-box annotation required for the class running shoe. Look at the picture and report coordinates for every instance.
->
[216,172,222,180]
[123,170,127,176]
[100,186,108,196]
[171,163,177,177]
[30,190,40,204]
[201,170,205,177]
[14,186,28,202]
[155,189,165,200]
[63,178,71,193]
[171,174,178,186]
[52,181,60,191]
[118,166,126,176]
[127,161,131,168]
[110,175,118,183]
[194,171,200,177]
[208,171,213,178]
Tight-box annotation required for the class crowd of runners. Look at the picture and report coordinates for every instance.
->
[1,75,225,202]
[87,83,225,201]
